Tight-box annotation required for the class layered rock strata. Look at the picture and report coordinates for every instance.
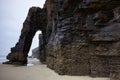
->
[4,0,120,79]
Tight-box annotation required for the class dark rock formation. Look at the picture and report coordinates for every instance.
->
[4,0,120,79]
[46,0,120,78]
[3,7,48,65]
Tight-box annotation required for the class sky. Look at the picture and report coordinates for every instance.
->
[0,0,46,56]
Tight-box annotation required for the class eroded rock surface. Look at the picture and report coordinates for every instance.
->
[4,0,120,79]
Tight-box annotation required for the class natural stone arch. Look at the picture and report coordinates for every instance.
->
[4,7,48,65]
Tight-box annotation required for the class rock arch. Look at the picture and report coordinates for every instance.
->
[4,7,48,65]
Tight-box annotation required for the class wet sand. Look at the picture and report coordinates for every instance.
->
[0,58,110,80]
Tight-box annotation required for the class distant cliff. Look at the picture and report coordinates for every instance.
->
[32,47,39,58]
[4,0,120,79]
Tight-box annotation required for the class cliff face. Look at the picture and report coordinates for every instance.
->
[4,0,120,79]
[46,0,120,78]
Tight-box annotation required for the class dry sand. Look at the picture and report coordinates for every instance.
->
[0,58,110,80]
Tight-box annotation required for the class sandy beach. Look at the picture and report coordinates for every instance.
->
[0,58,110,80]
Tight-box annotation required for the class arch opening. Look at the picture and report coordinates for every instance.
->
[27,30,42,66]
[29,30,42,56]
